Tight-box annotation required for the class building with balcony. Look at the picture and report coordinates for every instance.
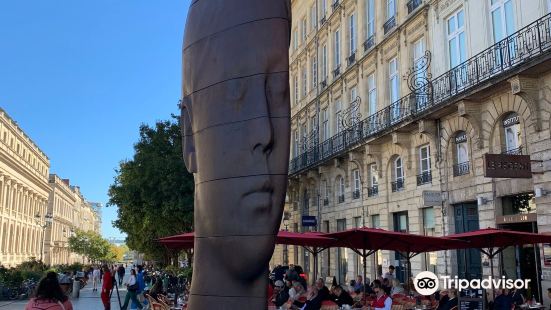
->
[0,108,50,267]
[273,0,551,302]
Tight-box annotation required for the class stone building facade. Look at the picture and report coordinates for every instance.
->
[272,0,551,303]
[0,108,101,267]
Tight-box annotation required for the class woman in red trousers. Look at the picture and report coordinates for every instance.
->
[101,265,113,310]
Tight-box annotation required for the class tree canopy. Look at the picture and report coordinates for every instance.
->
[108,117,194,262]
[68,229,114,262]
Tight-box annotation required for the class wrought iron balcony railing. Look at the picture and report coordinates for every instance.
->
[363,35,375,52]
[352,190,360,199]
[333,66,341,78]
[289,13,551,177]
[391,179,405,192]
[320,79,327,89]
[337,194,345,203]
[332,0,340,12]
[347,53,356,67]
[320,16,327,25]
[417,171,432,186]
[453,161,470,177]
[407,0,422,14]
[367,185,378,197]
[502,146,523,155]
[383,16,396,35]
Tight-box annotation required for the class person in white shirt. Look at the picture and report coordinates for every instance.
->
[121,269,143,310]
[92,267,101,292]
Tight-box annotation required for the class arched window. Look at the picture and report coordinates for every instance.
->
[337,176,345,203]
[392,156,404,192]
[453,131,470,176]
[502,112,522,154]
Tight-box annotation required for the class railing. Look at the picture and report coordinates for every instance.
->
[347,53,356,66]
[391,179,404,192]
[364,35,375,52]
[333,66,341,78]
[407,0,422,14]
[337,194,345,203]
[453,161,470,177]
[320,79,327,89]
[367,185,378,197]
[383,16,396,35]
[320,16,327,25]
[289,13,551,176]
[323,198,329,206]
[352,190,360,199]
[417,171,432,186]
[502,146,523,155]
[332,0,340,12]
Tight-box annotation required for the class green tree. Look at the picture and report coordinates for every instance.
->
[108,117,194,263]
[68,230,115,263]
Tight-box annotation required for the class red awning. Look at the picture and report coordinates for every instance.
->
[158,230,337,251]
[326,227,469,255]
[446,227,551,251]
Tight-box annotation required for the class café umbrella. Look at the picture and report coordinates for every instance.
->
[326,227,469,290]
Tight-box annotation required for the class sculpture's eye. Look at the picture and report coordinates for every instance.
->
[226,78,246,102]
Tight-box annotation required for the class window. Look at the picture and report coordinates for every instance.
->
[389,58,400,120]
[503,112,522,154]
[454,131,470,176]
[349,13,356,55]
[322,108,329,141]
[413,38,427,110]
[293,130,299,157]
[337,218,348,284]
[392,156,404,192]
[368,74,377,115]
[337,176,345,203]
[352,169,361,199]
[300,123,308,151]
[387,0,396,18]
[302,17,307,42]
[418,145,431,185]
[349,86,358,123]
[294,75,299,105]
[447,9,466,69]
[422,207,437,272]
[310,116,317,136]
[322,180,329,205]
[310,4,317,31]
[322,44,328,80]
[311,56,318,89]
[369,164,378,187]
[366,0,375,38]
[293,28,298,51]
[491,0,515,43]
[321,0,327,18]
[334,30,341,68]
[371,214,380,228]
[302,65,307,98]
[335,99,343,133]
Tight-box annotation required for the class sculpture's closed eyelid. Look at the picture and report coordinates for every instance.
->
[226,79,246,101]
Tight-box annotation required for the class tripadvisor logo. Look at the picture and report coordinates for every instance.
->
[413,271,531,296]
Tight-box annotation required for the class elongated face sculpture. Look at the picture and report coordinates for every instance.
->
[181,0,291,308]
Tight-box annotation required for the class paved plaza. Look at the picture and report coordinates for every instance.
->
[0,274,132,310]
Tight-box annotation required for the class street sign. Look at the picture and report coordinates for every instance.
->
[301,215,317,227]
[483,153,531,178]
[423,191,442,206]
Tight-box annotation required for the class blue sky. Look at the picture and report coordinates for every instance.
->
[0,0,191,239]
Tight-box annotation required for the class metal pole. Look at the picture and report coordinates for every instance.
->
[40,226,45,262]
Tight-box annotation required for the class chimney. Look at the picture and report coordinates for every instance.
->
[62,179,70,186]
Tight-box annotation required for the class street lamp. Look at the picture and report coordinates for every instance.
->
[283,211,290,265]
[35,212,53,262]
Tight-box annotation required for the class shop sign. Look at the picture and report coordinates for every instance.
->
[503,114,520,127]
[423,191,442,206]
[483,153,531,178]
[455,132,467,144]
[301,215,317,227]
[544,244,551,267]
[495,213,536,224]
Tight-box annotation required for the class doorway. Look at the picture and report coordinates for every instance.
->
[454,203,482,279]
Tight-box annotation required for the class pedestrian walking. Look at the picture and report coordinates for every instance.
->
[92,266,101,292]
[25,272,73,310]
[101,265,113,310]
[121,269,143,310]
[117,264,125,286]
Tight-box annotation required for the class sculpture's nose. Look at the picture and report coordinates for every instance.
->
[251,95,274,155]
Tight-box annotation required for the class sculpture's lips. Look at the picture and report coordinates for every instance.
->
[243,179,273,197]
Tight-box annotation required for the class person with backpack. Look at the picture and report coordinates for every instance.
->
[25,272,73,310]
[121,269,143,310]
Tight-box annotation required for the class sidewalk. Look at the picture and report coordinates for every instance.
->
[0,282,130,310]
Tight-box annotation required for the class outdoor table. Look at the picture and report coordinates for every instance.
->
[320,300,339,310]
